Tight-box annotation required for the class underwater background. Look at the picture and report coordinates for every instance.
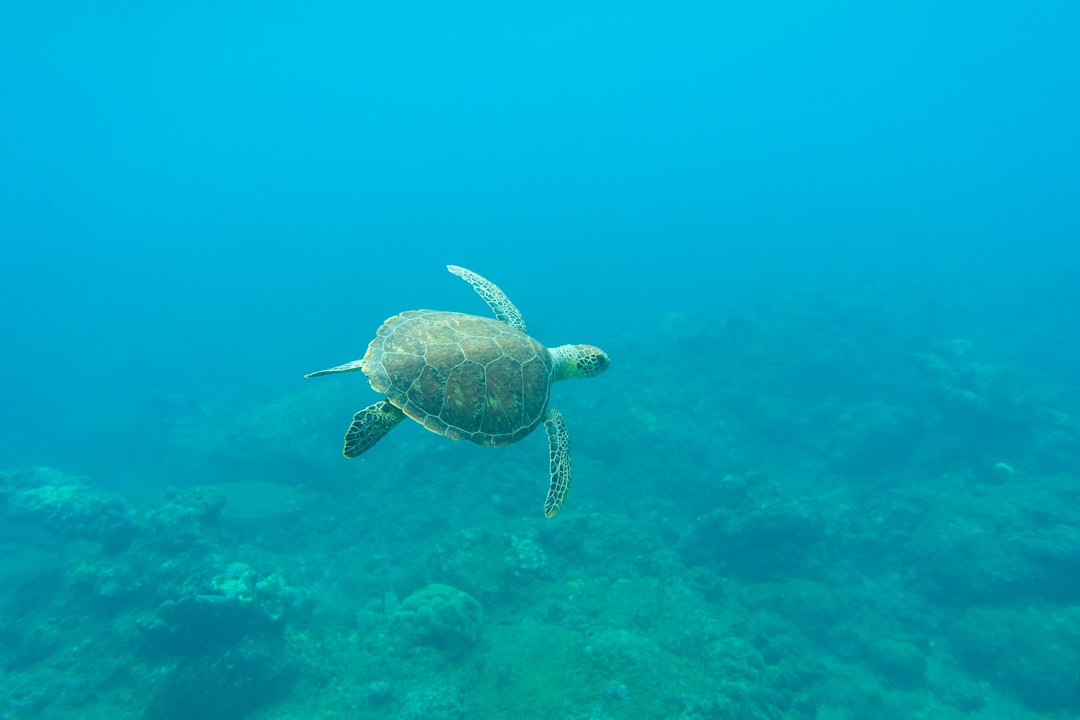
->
[1,2,1079,719]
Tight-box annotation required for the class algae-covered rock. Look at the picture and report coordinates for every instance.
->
[155,485,227,526]
[948,604,1080,713]
[145,634,294,720]
[863,637,927,689]
[913,345,1027,440]
[828,400,924,473]
[678,493,826,579]
[392,583,482,657]
[0,467,136,552]
[397,684,466,720]
[909,474,1080,604]
[426,528,549,604]
[140,561,307,654]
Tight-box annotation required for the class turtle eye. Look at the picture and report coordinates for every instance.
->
[586,353,609,374]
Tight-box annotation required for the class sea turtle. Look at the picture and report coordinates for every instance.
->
[306,265,610,517]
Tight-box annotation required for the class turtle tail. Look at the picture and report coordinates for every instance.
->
[305,359,365,378]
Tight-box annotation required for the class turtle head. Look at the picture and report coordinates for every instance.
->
[550,344,610,382]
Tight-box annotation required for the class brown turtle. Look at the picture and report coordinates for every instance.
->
[305,265,610,517]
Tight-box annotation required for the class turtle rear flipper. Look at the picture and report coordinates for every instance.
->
[543,408,572,518]
[344,400,406,457]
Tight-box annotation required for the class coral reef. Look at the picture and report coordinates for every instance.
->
[397,684,466,720]
[392,583,483,658]
[3,281,1079,719]
[144,634,296,720]
[1,467,137,552]
[0,467,307,720]
[948,604,1080,713]
[139,561,304,654]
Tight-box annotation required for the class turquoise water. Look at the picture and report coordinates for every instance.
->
[1,3,1079,719]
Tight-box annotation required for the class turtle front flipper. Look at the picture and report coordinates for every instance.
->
[542,408,572,518]
[344,400,406,457]
[305,359,365,378]
[446,265,527,333]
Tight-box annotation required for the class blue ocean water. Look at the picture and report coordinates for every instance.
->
[1,3,1079,719]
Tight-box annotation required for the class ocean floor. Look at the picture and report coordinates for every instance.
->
[2,281,1078,720]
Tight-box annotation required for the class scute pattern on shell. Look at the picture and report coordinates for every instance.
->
[362,310,552,446]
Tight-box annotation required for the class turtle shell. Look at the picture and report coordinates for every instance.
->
[362,310,553,447]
